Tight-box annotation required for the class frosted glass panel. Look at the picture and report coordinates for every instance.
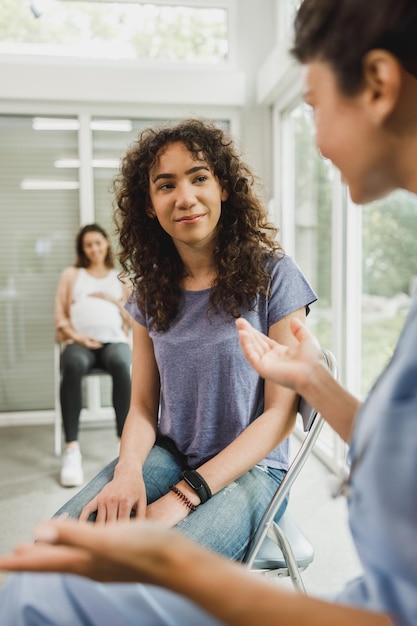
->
[0,116,79,411]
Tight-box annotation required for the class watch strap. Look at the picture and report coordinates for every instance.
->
[180,469,212,504]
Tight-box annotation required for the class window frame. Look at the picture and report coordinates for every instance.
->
[271,91,361,475]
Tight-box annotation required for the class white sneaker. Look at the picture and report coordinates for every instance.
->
[60,447,84,487]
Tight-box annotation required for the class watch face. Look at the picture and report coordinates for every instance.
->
[183,471,200,488]
[181,470,211,503]
[189,473,202,488]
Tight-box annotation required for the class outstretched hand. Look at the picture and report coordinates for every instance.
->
[235,317,323,395]
[0,518,180,585]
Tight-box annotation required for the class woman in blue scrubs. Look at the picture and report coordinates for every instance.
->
[1,0,417,624]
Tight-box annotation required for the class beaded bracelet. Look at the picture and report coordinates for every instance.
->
[169,484,197,512]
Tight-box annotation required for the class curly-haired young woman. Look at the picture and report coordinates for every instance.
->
[53,118,316,561]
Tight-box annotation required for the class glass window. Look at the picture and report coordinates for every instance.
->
[0,0,228,63]
[0,115,79,411]
[285,100,333,349]
[278,0,301,40]
[280,99,347,473]
[361,190,417,395]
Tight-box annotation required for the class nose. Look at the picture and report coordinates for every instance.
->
[174,182,196,210]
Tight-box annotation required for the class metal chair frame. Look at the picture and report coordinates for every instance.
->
[243,349,338,592]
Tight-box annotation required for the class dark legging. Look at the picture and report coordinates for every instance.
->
[60,342,131,442]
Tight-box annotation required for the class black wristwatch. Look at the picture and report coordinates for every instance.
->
[180,470,212,504]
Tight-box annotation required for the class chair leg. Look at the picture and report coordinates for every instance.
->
[269,523,307,593]
[54,343,62,457]
[54,411,62,457]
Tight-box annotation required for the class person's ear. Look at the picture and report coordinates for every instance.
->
[220,186,229,202]
[146,202,156,218]
[362,49,402,124]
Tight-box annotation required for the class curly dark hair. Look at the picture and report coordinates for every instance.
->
[75,223,114,269]
[292,0,417,95]
[113,118,283,332]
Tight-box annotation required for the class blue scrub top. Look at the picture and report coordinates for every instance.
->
[335,290,417,626]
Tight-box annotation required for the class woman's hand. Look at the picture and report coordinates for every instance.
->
[80,470,196,526]
[76,334,103,349]
[0,518,175,584]
[90,291,116,304]
[59,325,103,349]
[90,292,132,327]
[80,472,147,523]
[237,317,360,442]
[236,317,323,396]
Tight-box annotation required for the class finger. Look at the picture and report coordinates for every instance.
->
[238,325,279,362]
[79,500,98,523]
[236,318,275,349]
[235,317,251,331]
[94,498,123,523]
[238,332,264,364]
[136,497,147,519]
[289,317,311,341]
[289,318,322,351]
[34,519,104,550]
[33,519,142,566]
[116,499,137,520]
[95,504,112,524]
[0,539,90,573]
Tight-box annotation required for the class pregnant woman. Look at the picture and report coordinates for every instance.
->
[55,223,132,487]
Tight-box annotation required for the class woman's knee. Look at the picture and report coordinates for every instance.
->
[103,344,131,373]
[61,348,92,377]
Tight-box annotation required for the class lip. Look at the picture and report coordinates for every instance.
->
[175,214,205,224]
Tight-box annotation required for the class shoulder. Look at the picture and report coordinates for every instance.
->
[266,253,317,318]
[265,253,308,286]
[61,266,79,279]
[57,266,79,288]
[125,295,146,326]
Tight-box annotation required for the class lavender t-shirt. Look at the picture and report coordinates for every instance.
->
[126,255,317,470]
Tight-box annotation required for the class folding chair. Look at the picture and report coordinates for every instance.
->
[243,349,338,593]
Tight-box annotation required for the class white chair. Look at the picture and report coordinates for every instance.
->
[53,343,114,457]
[243,349,338,593]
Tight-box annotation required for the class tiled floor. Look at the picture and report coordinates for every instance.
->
[0,422,361,595]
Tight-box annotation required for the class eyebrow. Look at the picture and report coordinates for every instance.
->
[151,165,210,184]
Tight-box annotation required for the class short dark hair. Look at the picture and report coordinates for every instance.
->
[75,223,114,269]
[291,0,417,94]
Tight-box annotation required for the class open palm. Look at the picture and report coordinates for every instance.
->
[235,317,323,395]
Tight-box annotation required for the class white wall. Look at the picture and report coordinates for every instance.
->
[0,55,245,107]
[234,0,277,198]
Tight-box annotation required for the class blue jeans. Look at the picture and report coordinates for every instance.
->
[55,439,288,561]
[60,342,131,441]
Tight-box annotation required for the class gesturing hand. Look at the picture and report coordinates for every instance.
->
[235,317,323,395]
[0,518,182,585]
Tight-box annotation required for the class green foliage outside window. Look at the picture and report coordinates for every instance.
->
[362,191,417,297]
[0,0,228,63]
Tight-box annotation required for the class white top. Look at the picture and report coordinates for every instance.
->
[70,268,127,343]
